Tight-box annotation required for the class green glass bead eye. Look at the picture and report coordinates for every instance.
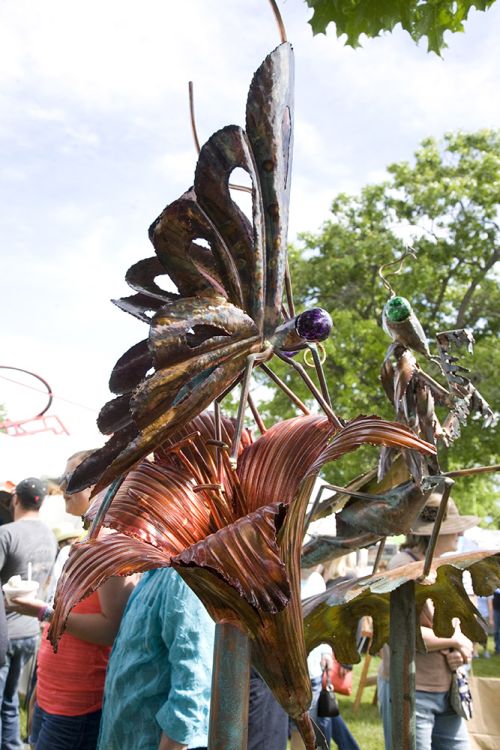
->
[384,296,412,322]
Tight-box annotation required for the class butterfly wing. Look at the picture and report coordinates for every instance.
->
[246,42,294,335]
[69,46,294,493]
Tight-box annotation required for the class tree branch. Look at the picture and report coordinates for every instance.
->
[456,247,499,328]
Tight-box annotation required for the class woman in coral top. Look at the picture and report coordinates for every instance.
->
[11,450,136,750]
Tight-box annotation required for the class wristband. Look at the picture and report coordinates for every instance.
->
[37,605,54,623]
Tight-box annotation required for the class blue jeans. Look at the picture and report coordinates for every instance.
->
[0,636,37,750]
[494,608,500,653]
[30,702,102,750]
[248,668,288,750]
[310,676,361,750]
[378,676,469,750]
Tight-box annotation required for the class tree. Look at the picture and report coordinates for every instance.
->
[258,129,500,523]
[304,0,497,55]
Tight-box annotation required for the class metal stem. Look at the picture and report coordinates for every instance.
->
[208,623,250,750]
[276,352,343,429]
[444,463,500,478]
[284,258,295,318]
[305,344,332,408]
[88,477,123,539]
[260,363,310,415]
[229,354,260,467]
[390,581,416,750]
[303,482,346,532]
[247,393,266,434]
[421,477,455,579]
[372,538,386,574]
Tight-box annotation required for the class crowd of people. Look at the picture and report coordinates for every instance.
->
[0,456,496,750]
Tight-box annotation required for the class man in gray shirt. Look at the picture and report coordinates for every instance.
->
[0,478,57,749]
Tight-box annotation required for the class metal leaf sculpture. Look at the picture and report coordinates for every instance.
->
[303,550,500,665]
[301,474,442,567]
[49,411,435,750]
[68,42,344,497]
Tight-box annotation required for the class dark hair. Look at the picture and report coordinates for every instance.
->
[400,534,431,555]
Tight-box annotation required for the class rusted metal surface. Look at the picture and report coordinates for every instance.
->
[390,582,416,750]
[302,551,500,665]
[208,624,250,750]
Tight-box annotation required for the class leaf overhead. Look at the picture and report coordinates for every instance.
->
[304,0,497,55]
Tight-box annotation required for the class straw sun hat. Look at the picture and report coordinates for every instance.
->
[410,492,479,536]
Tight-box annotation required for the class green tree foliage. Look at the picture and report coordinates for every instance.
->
[305,0,497,54]
[259,130,500,523]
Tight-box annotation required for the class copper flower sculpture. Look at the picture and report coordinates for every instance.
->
[50,411,435,749]
[68,42,344,498]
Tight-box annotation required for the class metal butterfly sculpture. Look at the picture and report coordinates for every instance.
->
[69,42,338,496]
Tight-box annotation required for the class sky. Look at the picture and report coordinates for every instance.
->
[1,0,499,482]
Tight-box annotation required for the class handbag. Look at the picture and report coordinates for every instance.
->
[449,668,473,721]
[331,658,353,696]
[317,666,340,717]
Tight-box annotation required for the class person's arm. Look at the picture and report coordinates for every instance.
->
[155,574,214,747]
[158,734,187,750]
[421,626,473,663]
[10,574,136,645]
[488,597,494,626]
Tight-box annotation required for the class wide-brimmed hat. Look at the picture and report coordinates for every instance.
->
[410,492,479,535]
[53,522,81,544]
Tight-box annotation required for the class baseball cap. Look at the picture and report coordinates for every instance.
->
[15,477,48,506]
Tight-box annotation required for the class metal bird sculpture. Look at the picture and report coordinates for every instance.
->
[68,43,339,496]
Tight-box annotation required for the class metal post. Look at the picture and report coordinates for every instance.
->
[390,581,416,750]
[208,623,251,750]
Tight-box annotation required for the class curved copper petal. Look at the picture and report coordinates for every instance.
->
[67,422,138,494]
[303,550,500,665]
[48,533,168,649]
[85,460,215,549]
[97,393,134,435]
[238,414,336,512]
[309,415,436,476]
[174,503,289,614]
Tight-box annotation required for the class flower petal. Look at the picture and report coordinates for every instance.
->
[308,415,436,476]
[85,460,215,551]
[48,533,168,648]
[238,415,336,511]
[173,503,289,613]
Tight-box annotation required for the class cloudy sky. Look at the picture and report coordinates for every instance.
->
[1,0,499,481]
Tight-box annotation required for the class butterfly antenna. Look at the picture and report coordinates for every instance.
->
[284,258,295,318]
[378,249,417,296]
[188,81,202,155]
[268,0,287,43]
[187,81,252,194]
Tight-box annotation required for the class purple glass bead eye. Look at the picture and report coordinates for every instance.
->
[295,308,332,342]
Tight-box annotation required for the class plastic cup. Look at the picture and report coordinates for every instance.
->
[2,579,39,605]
